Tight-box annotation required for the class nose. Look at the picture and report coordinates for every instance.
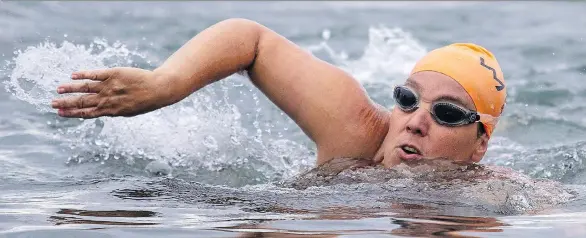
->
[405,107,431,137]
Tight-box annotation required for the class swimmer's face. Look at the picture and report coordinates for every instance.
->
[378,71,490,167]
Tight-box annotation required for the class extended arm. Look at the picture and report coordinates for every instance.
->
[52,18,390,164]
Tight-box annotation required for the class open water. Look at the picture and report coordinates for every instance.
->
[1,2,586,237]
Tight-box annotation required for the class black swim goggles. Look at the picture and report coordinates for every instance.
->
[392,85,497,127]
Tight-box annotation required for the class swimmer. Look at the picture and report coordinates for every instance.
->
[50,18,507,170]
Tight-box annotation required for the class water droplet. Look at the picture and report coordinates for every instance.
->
[203,135,218,150]
[321,29,331,40]
[232,80,244,87]
[552,52,555,56]
[145,160,172,176]
[230,135,240,145]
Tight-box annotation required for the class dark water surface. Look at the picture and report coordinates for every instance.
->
[1,1,586,237]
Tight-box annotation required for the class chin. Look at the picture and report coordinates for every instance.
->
[379,150,402,168]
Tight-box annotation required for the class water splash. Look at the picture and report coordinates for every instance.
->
[306,25,427,88]
[277,158,575,215]
[483,137,529,167]
[302,25,427,109]
[3,39,314,186]
[4,39,146,113]
[481,140,586,184]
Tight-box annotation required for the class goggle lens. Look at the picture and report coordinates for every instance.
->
[432,102,467,124]
[393,86,418,110]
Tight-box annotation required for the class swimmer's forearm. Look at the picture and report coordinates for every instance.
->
[153,18,262,105]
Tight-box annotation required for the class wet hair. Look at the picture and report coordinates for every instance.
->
[477,123,486,138]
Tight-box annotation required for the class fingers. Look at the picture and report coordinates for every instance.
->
[57,81,103,94]
[71,68,117,81]
[58,107,106,119]
[51,94,100,109]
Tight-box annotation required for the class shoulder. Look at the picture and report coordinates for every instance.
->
[316,103,391,165]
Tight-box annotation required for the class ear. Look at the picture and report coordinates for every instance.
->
[470,133,489,163]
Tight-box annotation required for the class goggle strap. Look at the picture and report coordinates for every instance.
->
[478,113,499,126]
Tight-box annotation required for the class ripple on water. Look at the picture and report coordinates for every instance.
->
[98,158,576,218]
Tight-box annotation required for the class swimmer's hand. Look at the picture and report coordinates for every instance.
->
[51,67,172,118]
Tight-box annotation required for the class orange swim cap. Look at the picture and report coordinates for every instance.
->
[410,43,506,137]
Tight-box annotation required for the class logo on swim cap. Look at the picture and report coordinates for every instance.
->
[479,57,505,92]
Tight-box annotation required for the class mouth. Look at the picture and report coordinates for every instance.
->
[398,144,422,161]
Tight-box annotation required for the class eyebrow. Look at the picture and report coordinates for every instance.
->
[404,78,473,109]
[404,78,421,91]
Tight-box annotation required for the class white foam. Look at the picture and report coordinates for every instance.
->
[306,25,428,88]
[4,39,145,113]
[4,39,315,182]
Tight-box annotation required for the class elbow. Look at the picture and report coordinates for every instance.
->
[218,18,265,36]
[216,18,264,71]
